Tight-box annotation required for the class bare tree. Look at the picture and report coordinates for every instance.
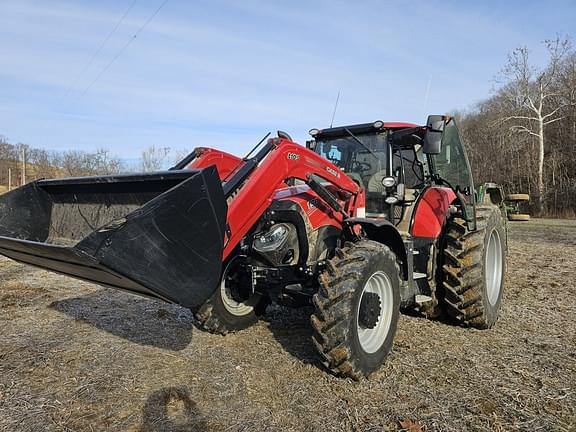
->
[90,149,123,175]
[556,52,576,145]
[27,147,58,180]
[59,151,88,177]
[172,148,192,167]
[1,135,123,191]
[55,148,123,177]
[140,146,171,172]
[497,36,575,212]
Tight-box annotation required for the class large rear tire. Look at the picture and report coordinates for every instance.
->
[193,257,267,334]
[440,205,506,329]
[508,213,530,221]
[311,241,400,380]
[506,193,529,202]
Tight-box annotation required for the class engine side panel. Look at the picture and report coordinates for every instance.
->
[270,187,344,264]
[274,185,343,231]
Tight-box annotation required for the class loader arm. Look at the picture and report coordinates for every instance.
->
[172,147,244,180]
[0,136,359,310]
[221,138,361,259]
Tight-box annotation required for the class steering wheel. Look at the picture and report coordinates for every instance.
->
[328,157,341,166]
[351,161,372,172]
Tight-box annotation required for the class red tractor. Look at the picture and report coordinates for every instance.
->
[0,115,506,379]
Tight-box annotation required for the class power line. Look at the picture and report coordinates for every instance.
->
[74,0,170,102]
[62,0,138,100]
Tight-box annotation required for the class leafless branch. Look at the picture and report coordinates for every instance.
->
[543,116,564,126]
[502,115,539,122]
[510,125,541,138]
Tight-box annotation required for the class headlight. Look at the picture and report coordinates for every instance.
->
[309,128,320,137]
[253,224,290,252]
[373,120,384,129]
[381,176,396,188]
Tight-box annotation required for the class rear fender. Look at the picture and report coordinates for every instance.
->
[410,186,456,239]
[480,182,505,206]
[478,183,508,251]
[346,218,408,280]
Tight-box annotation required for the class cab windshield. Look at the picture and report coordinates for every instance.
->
[315,132,388,192]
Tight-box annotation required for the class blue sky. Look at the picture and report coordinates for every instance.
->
[1,0,575,164]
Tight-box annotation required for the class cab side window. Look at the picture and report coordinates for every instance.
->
[392,148,424,189]
[432,120,476,226]
[435,121,472,194]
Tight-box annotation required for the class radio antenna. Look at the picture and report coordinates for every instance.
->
[423,75,432,118]
[330,90,341,127]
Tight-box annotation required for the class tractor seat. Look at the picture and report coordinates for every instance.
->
[367,170,387,193]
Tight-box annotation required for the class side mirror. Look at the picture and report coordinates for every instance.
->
[306,140,317,150]
[423,115,445,154]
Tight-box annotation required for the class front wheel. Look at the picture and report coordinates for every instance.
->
[311,241,400,380]
[193,256,267,334]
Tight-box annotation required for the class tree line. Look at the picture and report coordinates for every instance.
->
[2,36,575,216]
[457,36,576,217]
[0,138,178,190]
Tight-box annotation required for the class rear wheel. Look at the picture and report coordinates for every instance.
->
[506,193,529,202]
[311,241,400,380]
[193,256,267,334]
[440,204,506,328]
[508,213,530,221]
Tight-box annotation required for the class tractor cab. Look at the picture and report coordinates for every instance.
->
[307,117,478,230]
[307,121,426,223]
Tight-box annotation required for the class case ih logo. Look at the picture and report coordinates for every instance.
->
[287,153,300,160]
[326,167,340,178]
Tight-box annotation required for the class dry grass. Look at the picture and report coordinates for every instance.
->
[0,219,575,431]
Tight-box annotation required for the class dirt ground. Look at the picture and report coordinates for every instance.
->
[0,219,575,432]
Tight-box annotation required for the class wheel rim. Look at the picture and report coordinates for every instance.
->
[356,271,394,354]
[220,260,257,317]
[485,229,503,306]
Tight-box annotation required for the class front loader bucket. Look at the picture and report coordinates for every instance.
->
[0,166,227,309]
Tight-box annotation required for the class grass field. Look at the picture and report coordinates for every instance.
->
[0,219,575,431]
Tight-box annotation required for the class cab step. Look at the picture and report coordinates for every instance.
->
[415,294,433,305]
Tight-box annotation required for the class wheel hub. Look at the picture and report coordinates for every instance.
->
[359,292,381,329]
[220,259,257,317]
[485,228,503,306]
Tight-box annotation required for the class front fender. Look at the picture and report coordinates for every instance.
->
[346,218,408,280]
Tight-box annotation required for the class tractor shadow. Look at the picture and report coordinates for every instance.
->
[264,304,459,372]
[262,305,322,367]
[50,289,194,351]
[136,386,208,432]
